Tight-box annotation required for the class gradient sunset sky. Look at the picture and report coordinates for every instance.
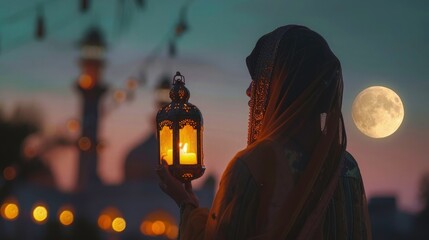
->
[0,0,428,212]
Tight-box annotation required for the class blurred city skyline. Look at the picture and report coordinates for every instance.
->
[0,0,428,214]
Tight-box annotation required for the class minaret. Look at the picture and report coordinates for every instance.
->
[76,27,107,191]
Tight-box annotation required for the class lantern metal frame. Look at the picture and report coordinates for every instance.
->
[156,72,205,182]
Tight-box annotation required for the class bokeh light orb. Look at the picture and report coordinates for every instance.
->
[113,90,127,103]
[166,225,179,239]
[140,211,178,239]
[3,166,17,181]
[140,220,152,235]
[112,217,126,232]
[98,214,112,230]
[127,78,138,90]
[98,207,122,231]
[1,202,19,221]
[59,209,74,226]
[78,137,92,151]
[66,119,80,133]
[32,205,48,223]
[79,74,94,90]
[151,220,166,235]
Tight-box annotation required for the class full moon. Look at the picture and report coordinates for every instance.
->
[352,86,404,138]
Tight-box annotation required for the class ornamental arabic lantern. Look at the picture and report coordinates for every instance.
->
[156,72,205,182]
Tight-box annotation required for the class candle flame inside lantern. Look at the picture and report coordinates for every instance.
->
[178,142,196,165]
[179,143,188,153]
[163,142,196,165]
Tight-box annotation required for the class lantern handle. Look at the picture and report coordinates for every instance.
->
[173,71,185,84]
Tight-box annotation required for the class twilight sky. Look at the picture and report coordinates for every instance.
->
[0,0,428,212]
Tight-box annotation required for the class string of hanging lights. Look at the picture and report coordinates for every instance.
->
[77,1,194,154]
[35,5,45,40]
[0,0,192,70]
[0,0,149,55]
[0,0,196,158]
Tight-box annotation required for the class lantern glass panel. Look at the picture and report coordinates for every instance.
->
[159,125,173,165]
[179,124,197,165]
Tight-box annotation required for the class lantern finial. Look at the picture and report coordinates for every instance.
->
[173,71,185,84]
[169,72,190,102]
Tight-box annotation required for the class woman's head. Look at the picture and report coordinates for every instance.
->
[246,25,343,145]
[245,26,348,239]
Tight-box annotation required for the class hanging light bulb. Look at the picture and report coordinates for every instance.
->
[35,6,45,40]
[175,18,188,37]
[175,8,189,37]
[135,0,145,9]
[168,41,176,58]
[80,0,90,13]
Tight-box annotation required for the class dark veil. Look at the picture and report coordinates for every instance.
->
[244,25,347,239]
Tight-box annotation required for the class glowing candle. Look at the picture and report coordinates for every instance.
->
[163,143,196,165]
[179,143,197,165]
[180,152,197,164]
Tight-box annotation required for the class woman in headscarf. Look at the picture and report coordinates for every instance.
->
[157,25,372,239]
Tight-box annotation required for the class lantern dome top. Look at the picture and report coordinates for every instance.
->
[169,72,190,103]
[156,71,203,126]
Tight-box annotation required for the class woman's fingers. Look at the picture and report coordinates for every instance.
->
[156,160,170,180]
[184,181,199,207]
[156,162,200,207]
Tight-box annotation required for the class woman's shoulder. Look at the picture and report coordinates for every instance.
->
[233,139,301,184]
[340,151,363,179]
[236,138,300,158]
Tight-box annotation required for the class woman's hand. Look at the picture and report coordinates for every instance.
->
[157,160,199,208]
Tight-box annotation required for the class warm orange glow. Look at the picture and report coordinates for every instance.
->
[66,119,80,133]
[140,220,152,235]
[179,124,197,165]
[78,74,94,90]
[181,142,188,152]
[140,211,178,238]
[22,134,42,159]
[127,78,138,90]
[159,125,173,165]
[113,90,127,103]
[179,142,196,164]
[98,214,112,230]
[166,225,179,239]
[78,137,91,151]
[151,220,166,235]
[96,141,106,154]
[98,207,122,231]
[112,217,126,232]
[3,166,17,181]
[1,202,19,220]
[160,124,198,165]
[23,145,37,158]
[59,210,74,226]
[32,205,48,223]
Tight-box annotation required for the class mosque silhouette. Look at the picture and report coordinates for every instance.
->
[0,27,215,240]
